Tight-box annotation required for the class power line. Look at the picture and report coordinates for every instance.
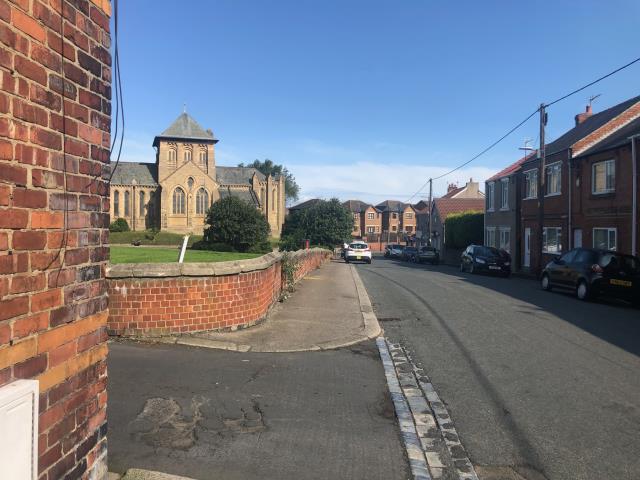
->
[405,54,640,203]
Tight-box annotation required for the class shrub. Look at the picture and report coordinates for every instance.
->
[203,196,270,252]
[444,211,484,249]
[109,218,130,232]
[279,198,352,250]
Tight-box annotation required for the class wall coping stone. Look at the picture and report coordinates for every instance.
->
[106,248,330,279]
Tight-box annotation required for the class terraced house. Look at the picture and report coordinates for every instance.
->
[110,113,287,236]
[343,200,382,238]
[376,200,416,234]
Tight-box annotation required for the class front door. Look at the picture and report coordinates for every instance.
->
[573,229,582,249]
[524,228,531,268]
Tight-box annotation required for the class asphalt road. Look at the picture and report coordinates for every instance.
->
[107,340,409,480]
[356,257,640,480]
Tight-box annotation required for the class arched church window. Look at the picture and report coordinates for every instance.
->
[168,148,176,165]
[139,191,145,216]
[173,187,186,214]
[184,145,192,163]
[114,190,120,216]
[124,191,130,216]
[196,188,209,215]
[187,177,194,190]
[199,149,207,165]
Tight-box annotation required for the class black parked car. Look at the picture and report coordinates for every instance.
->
[541,248,640,304]
[401,246,418,262]
[417,246,440,265]
[460,245,511,276]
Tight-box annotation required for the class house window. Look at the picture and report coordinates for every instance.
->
[592,159,615,194]
[593,228,616,251]
[524,169,537,199]
[367,212,374,220]
[392,213,397,219]
[114,190,120,216]
[405,226,413,233]
[406,212,413,219]
[353,213,358,220]
[545,162,561,196]
[367,226,375,234]
[486,182,495,211]
[500,178,509,210]
[542,227,562,254]
[196,188,209,215]
[375,226,380,233]
[391,225,397,232]
[124,190,130,216]
[499,228,511,253]
[485,227,496,247]
[139,191,145,216]
[173,187,185,214]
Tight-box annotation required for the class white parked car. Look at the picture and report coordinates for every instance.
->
[345,242,372,264]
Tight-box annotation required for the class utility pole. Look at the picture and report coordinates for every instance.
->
[427,178,433,246]
[536,104,547,273]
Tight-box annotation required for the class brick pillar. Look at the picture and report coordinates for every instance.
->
[0,0,112,479]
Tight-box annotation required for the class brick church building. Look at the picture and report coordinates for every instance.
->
[110,113,286,236]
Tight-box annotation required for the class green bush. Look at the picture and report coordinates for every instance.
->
[109,218,130,232]
[279,198,352,251]
[203,196,270,252]
[444,211,484,249]
[190,240,235,252]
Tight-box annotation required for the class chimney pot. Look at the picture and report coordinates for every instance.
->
[575,104,593,126]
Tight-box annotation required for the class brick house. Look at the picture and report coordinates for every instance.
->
[520,95,640,273]
[1,1,112,478]
[441,178,484,199]
[484,153,535,269]
[376,200,416,235]
[413,199,431,244]
[343,200,382,238]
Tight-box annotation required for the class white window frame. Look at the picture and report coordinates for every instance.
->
[591,159,615,195]
[485,226,496,248]
[499,227,511,253]
[542,227,562,254]
[545,162,562,197]
[367,212,375,220]
[500,178,509,210]
[405,212,413,219]
[486,182,495,211]
[366,226,375,234]
[523,169,538,200]
[592,227,616,251]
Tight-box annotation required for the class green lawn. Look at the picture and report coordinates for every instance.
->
[110,246,262,264]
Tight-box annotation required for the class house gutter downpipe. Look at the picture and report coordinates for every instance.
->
[568,149,572,250]
[631,134,639,256]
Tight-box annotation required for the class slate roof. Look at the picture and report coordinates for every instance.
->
[216,166,265,185]
[110,162,158,186]
[218,187,259,207]
[577,116,640,157]
[544,95,640,156]
[486,152,537,182]
[153,113,216,146]
[289,198,322,212]
[343,199,376,213]
[433,198,484,220]
[376,200,407,213]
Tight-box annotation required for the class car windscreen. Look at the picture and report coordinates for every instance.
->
[475,246,500,257]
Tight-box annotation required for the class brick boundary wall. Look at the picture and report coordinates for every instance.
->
[106,248,331,337]
[0,1,112,479]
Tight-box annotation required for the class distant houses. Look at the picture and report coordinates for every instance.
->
[485,94,640,273]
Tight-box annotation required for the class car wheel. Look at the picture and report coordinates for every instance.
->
[469,263,474,274]
[345,258,349,264]
[541,273,551,291]
[367,258,372,264]
[576,280,590,301]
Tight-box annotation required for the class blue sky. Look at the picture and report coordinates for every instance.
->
[114,0,640,203]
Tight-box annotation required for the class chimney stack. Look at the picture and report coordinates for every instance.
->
[575,105,593,126]
[447,183,458,193]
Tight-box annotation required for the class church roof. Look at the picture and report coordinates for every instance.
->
[216,166,265,185]
[110,162,158,186]
[153,113,217,146]
[218,187,260,207]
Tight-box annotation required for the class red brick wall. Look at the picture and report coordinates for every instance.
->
[108,250,330,337]
[0,0,111,478]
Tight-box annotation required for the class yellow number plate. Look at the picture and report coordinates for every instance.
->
[610,279,632,287]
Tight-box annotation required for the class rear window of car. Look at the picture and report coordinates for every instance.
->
[599,253,640,273]
[350,243,368,249]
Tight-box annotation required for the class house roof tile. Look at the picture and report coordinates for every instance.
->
[433,197,484,220]
[110,162,158,186]
[486,152,536,182]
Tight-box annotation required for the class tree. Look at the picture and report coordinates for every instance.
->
[203,196,270,252]
[239,159,300,202]
[280,198,353,250]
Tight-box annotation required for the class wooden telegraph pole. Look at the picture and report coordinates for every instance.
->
[536,104,547,273]
[427,178,433,246]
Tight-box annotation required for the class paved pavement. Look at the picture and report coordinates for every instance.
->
[173,260,380,352]
[356,258,640,480]
[107,259,406,480]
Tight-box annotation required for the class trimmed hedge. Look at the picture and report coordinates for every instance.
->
[444,211,484,249]
[109,230,203,246]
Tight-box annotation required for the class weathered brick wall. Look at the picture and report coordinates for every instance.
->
[107,249,330,337]
[0,0,111,478]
